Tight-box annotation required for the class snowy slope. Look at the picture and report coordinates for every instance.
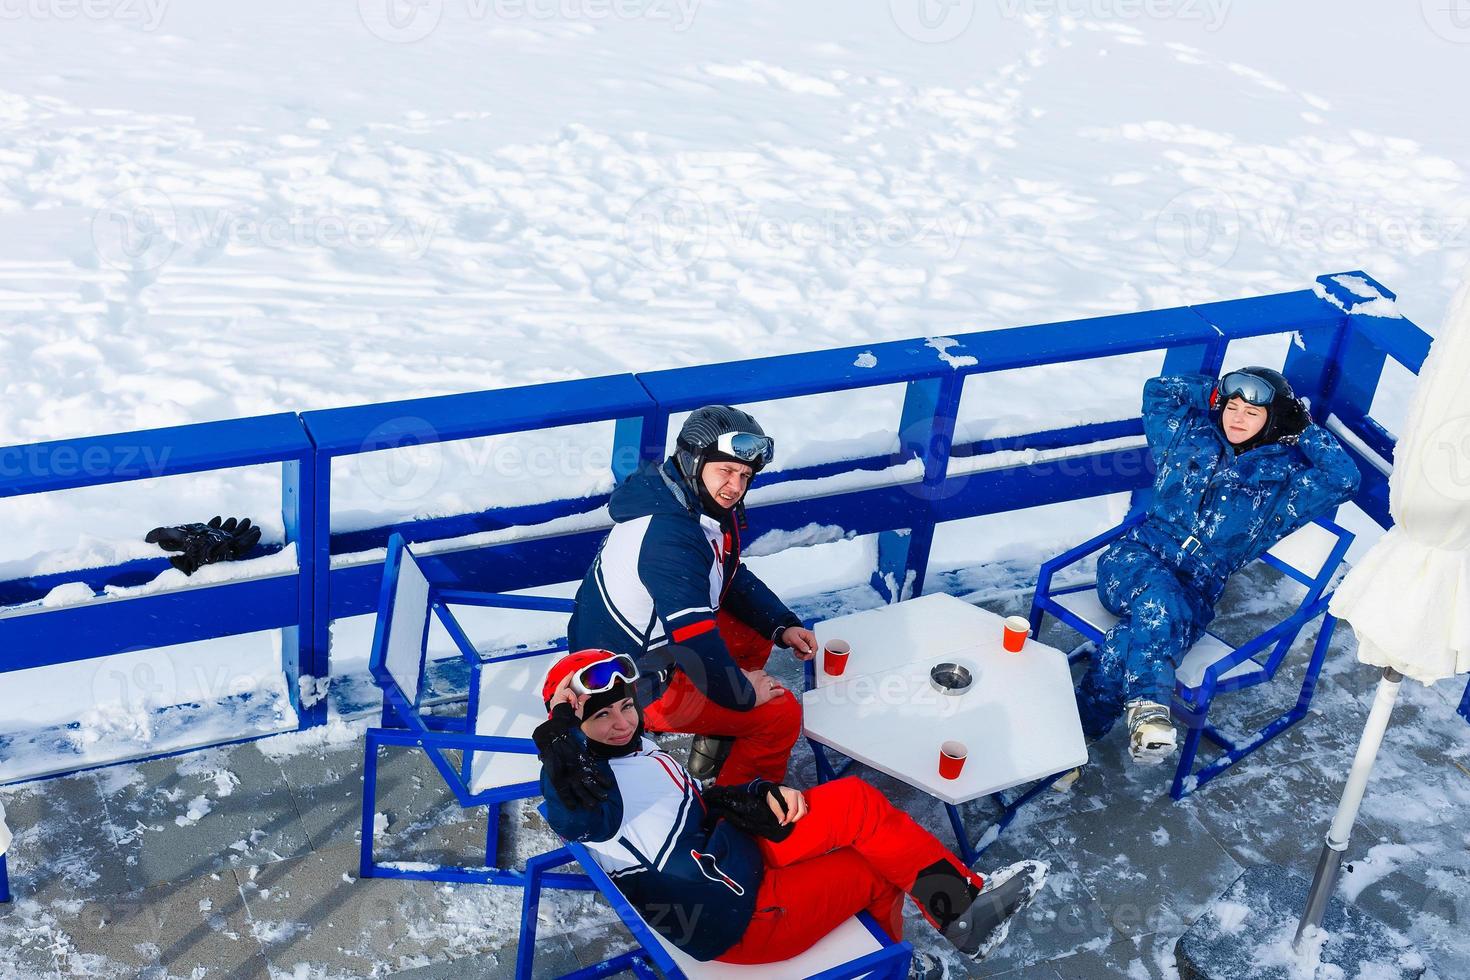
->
[1,0,1463,570]
[0,0,1463,753]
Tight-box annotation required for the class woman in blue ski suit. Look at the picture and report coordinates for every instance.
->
[1075,368,1360,762]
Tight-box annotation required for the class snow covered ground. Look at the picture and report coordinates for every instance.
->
[5,570,1470,979]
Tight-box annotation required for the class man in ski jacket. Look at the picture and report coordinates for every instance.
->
[568,405,818,785]
[535,650,1047,964]
[1076,368,1360,764]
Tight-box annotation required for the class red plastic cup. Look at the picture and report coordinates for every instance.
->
[939,740,967,779]
[823,639,851,676]
[1002,615,1030,653]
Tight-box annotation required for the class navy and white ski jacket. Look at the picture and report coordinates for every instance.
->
[568,460,801,710]
[542,737,764,961]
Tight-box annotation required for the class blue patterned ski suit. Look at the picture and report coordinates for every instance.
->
[1076,374,1360,740]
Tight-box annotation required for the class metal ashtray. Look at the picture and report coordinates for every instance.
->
[929,662,973,695]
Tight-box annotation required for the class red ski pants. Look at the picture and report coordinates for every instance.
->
[716,777,983,964]
[642,611,802,786]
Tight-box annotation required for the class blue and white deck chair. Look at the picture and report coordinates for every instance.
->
[1029,514,1353,800]
[515,806,913,980]
[359,532,589,893]
[0,799,11,903]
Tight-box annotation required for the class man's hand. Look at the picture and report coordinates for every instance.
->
[765,784,807,826]
[780,626,818,661]
[741,668,784,707]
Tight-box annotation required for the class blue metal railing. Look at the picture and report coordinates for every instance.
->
[0,270,1435,774]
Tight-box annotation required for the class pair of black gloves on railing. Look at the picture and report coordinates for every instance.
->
[532,701,794,841]
[145,516,261,575]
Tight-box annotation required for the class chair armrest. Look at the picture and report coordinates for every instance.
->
[1196,594,1330,697]
[435,589,575,614]
[1036,514,1142,597]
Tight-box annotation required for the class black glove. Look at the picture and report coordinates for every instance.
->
[533,702,613,810]
[145,516,262,575]
[1275,397,1312,446]
[703,779,794,842]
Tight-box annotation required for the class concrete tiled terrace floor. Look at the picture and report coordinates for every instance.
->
[3,563,1470,979]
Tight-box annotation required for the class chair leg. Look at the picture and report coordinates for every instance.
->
[1170,723,1206,800]
[360,730,382,878]
[485,801,500,868]
[516,846,575,980]
[1293,614,1336,714]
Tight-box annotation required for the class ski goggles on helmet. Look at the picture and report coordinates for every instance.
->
[570,654,640,696]
[712,431,775,468]
[1218,371,1277,407]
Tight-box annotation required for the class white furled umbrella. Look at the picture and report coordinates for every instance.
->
[0,799,10,856]
[1296,268,1470,947]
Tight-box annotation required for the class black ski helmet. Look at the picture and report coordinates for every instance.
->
[1217,366,1294,448]
[674,405,772,483]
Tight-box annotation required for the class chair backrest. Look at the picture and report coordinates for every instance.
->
[369,534,432,712]
[1261,518,1353,590]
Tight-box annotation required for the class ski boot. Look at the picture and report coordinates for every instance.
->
[686,734,735,781]
[1126,699,1176,766]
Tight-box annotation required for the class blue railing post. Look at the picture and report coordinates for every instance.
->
[612,410,665,484]
[281,451,326,727]
[871,373,964,603]
[1138,337,1226,512]
[1309,272,1395,424]
[306,450,335,726]
[1160,337,1226,380]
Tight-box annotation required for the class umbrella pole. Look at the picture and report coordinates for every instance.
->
[1294,666,1403,951]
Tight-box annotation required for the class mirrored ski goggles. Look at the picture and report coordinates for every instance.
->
[1218,371,1276,407]
[570,654,640,696]
[713,431,775,468]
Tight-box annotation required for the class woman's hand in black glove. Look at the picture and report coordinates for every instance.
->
[533,701,613,810]
[703,780,804,841]
[1275,397,1312,445]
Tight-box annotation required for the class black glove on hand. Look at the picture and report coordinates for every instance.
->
[703,779,794,842]
[145,516,262,575]
[533,702,613,810]
[1275,397,1312,446]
